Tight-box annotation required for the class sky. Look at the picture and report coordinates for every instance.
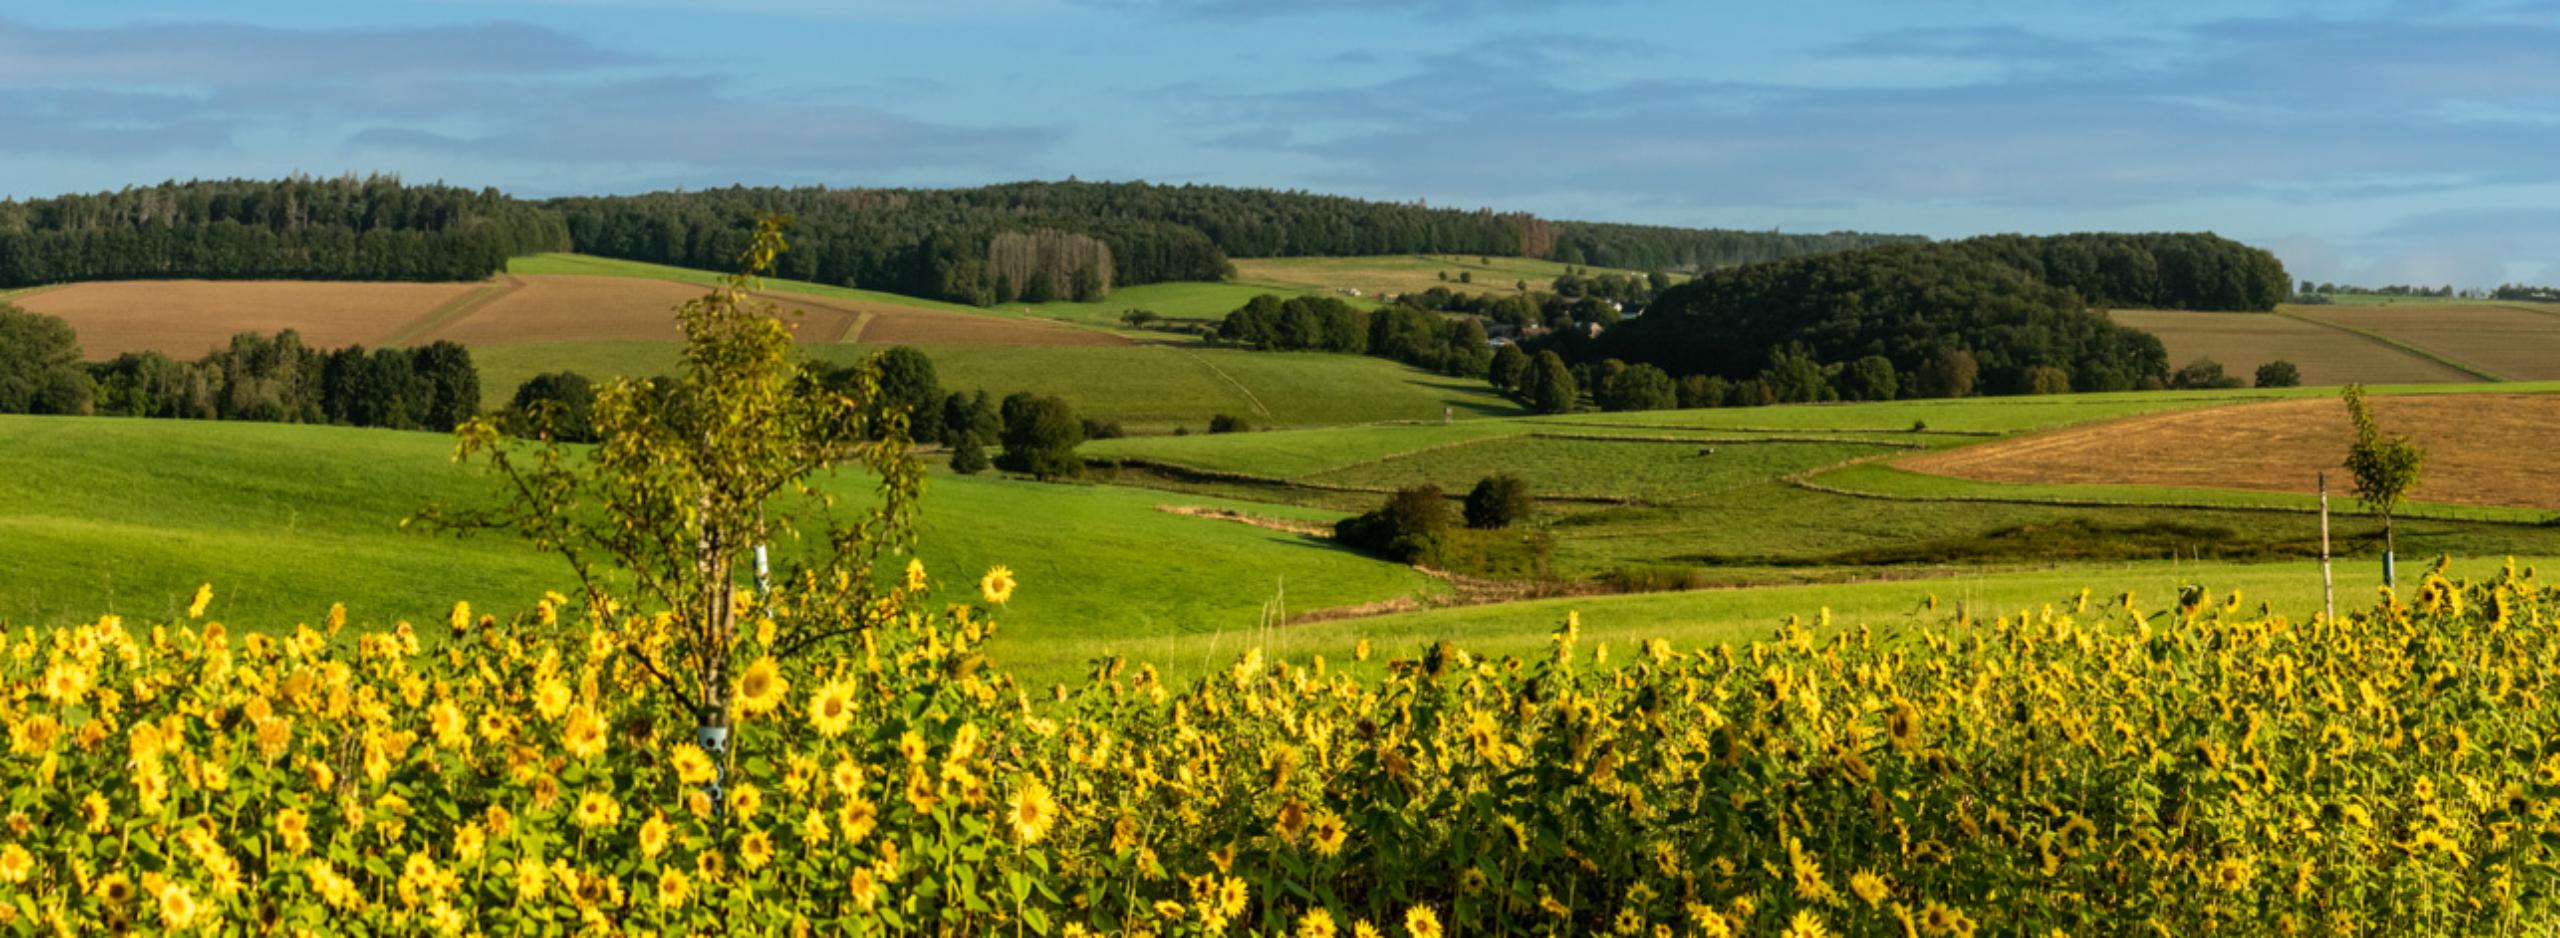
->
[2,1,2555,287]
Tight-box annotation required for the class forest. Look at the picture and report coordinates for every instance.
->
[1553,233,2291,395]
[0,177,569,287]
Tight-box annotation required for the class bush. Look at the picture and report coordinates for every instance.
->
[507,371,598,443]
[1333,484,1453,563]
[2170,357,2246,389]
[2022,364,2072,395]
[949,431,991,474]
[2256,359,2302,388]
[1209,414,1252,434]
[997,392,1084,480]
[1080,417,1125,441]
[1598,363,1676,412]
[1463,473,1532,529]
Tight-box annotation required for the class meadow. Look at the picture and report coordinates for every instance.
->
[2106,307,2476,385]
[0,415,1443,684]
[2294,303,2560,381]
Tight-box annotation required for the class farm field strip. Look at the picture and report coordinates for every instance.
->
[1800,460,2553,525]
[1886,392,2560,514]
[2108,308,2479,386]
[1306,436,1899,505]
[15,279,484,360]
[2275,308,2506,380]
[2294,303,2560,381]
[376,276,525,346]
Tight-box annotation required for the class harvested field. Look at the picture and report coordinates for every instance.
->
[1901,393,2560,511]
[16,280,482,360]
[2108,308,2476,385]
[423,275,860,346]
[783,294,1128,346]
[2293,303,2560,381]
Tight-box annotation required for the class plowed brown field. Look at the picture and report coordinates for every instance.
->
[17,280,482,360]
[423,275,872,345]
[1900,394,2560,510]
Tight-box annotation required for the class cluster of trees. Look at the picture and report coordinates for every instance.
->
[1549,268,1667,307]
[810,347,1087,481]
[1491,341,2012,414]
[1387,286,1629,335]
[1215,294,1493,377]
[1,304,483,428]
[546,181,1908,306]
[0,177,568,287]
[1334,475,1548,577]
[2492,284,2560,303]
[1957,233,2290,311]
[1559,236,2255,397]
[2164,358,2301,390]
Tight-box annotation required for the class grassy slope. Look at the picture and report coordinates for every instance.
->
[0,416,1441,679]
[1148,554,2560,679]
[474,341,1522,429]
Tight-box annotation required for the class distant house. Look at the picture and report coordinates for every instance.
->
[1335,287,1363,297]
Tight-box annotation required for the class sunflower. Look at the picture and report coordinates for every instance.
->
[840,798,880,844]
[735,657,788,717]
[1779,910,1831,938]
[1404,905,1443,938]
[1297,908,1338,938]
[158,882,201,929]
[80,792,112,834]
[656,868,690,910]
[849,868,880,911]
[561,705,608,760]
[94,873,134,905]
[187,583,214,618]
[809,680,857,738]
[275,808,311,853]
[980,566,1017,605]
[1308,810,1348,857]
[670,744,718,786]
[1848,869,1890,907]
[637,812,672,859]
[738,828,776,872]
[904,558,929,593]
[1009,777,1059,843]
[0,845,29,884]
[728,784,764,822]
[573,790,621,830]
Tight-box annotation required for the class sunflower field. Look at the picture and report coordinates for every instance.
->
[2,559,2557,936]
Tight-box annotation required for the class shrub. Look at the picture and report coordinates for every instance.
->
[2170,357,2246,389]
[1598,363,1676,412]
[1463,473,1532,529]
[949,430,991,474]
[1333,484,1453,563]
[1209,414,1252,434]
[1080,417,1125,441]
[2256,359,2302,388]
[2022,364,2072,395]
[507,371,598,443]
[998,393,1085,481]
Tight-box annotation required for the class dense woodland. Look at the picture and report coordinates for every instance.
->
[1559,233,2289,396]
[549,182,1917,305]
[0,177,568,287]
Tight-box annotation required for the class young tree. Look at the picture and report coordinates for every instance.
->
[1915,349,1979,399]
[866,346,944,442]
[2341,384,2424,585]
[948,431,991,474]
[1488,343,1530,391]
[1463,473,1532,529]
[424,219,924,775]
[1528,351,1578,414]
[508,371,599,443]
[2022,365,2072,395]
[1334,484,1455,563]
[1834,355,1900,402]
[2256,360,2301,388]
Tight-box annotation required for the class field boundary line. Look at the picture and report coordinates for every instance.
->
[1166,347,1272,418]
[380,276,523,347]
[1545,418,2004,438]
[2276,309,2507,382]
[1529,431,1927,449]
[1789,456,2555,527]
[0,284,67,303]
[1101,457,1644,505]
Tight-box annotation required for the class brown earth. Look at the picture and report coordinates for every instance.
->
[1900,394,2560,511]
[424,275,861,346]
[16,280,481,360]
[780,294,1129,347]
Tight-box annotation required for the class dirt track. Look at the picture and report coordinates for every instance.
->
[1900,394,2560,511]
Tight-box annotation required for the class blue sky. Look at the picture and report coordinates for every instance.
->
[3,1,2555,286]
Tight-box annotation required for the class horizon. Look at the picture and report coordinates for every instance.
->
[4,2,2556,288]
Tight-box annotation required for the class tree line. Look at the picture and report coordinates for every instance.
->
[0,176,569,287]
[0,304,480,429]
[1214,294,1492,378]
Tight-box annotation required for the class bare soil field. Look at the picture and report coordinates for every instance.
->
[17,280,482,360]
[2292,304,2560,380]
[2107,308,2477,385]
[1901,393,2560,510]
[424,275,863,346]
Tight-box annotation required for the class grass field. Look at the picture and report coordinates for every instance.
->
[0,416,1443,680]
[2293,303,2560,381]
[16,279,483,360]
[1229,253,1670,301]
[475,341,1521,428]
[2108,308,2476,385]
